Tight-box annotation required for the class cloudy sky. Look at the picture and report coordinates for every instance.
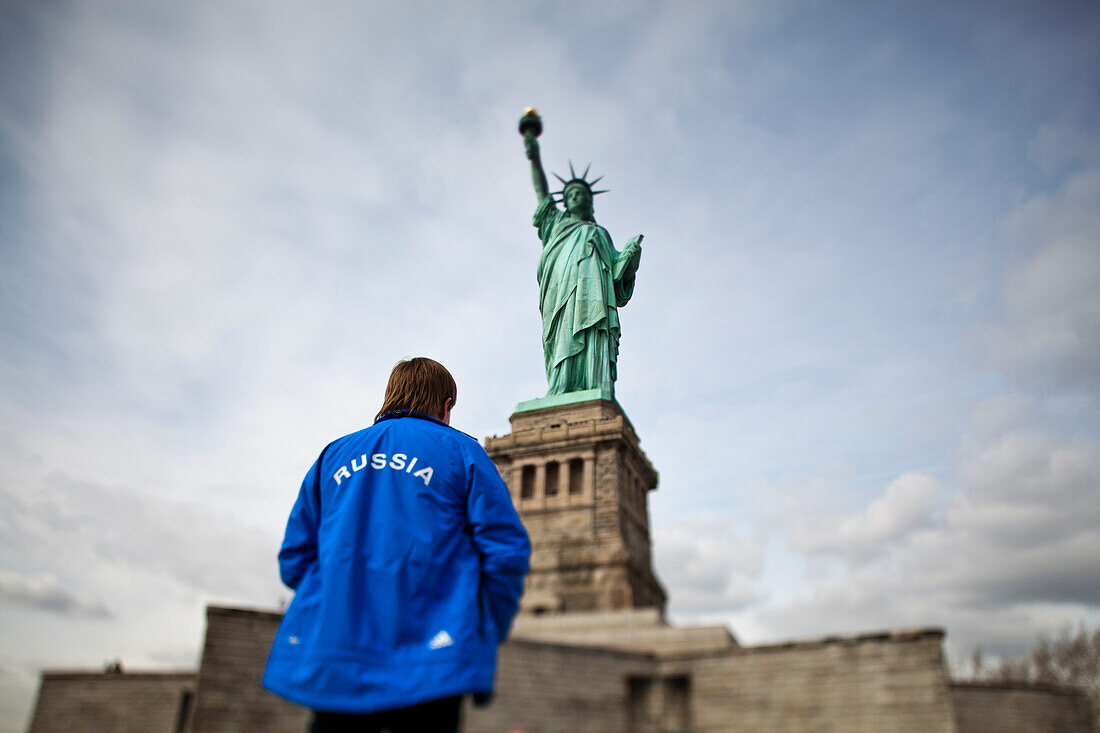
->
[1,0,1098,728]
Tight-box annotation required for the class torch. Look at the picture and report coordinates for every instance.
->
[519,107,542,160]
[518,107,542,139]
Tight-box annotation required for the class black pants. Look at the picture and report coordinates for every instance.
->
[309,695,463,733]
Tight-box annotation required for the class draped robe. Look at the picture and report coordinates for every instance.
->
[533,197,641,396]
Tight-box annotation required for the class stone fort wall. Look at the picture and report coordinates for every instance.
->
[28,671,195,733]
[188,607,308,733]
[31,605,1096,733]
[679,631,957,733]
[952,681,1096,733]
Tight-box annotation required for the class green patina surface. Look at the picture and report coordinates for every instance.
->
[519,109,644,400]
[513,387,615,414]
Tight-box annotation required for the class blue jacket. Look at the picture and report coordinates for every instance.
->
[263,412,530,713]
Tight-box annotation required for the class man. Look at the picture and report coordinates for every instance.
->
[523,131,643,397]
[263,358,531,733]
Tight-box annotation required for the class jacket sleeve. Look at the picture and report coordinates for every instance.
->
[467,447,531,643]
[277,451,324,591]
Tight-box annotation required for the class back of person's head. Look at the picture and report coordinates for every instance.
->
[375,357,457,421]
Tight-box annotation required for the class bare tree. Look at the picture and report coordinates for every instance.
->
[970,625,1099,724]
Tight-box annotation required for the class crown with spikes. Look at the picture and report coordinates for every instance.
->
[551,161,609,203]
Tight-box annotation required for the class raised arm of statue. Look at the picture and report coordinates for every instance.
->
[525,136,550,203]
[519,109,549,204]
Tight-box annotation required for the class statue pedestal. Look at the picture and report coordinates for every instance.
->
[485,398,666,615]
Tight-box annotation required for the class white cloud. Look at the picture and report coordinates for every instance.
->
[793,473,939,562]
[748,410,1100,657]
[0,462,284,611]
[993,170,1100,398]
[1000,233,1100,394]
[655,511,764,616]
[931,430,1100,602]
[0,571,110,619]
[742,157,1100,655]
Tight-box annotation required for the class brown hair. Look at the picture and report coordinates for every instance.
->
[375,357,457,421]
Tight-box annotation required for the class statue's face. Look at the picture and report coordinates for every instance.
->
[564,184,593,218]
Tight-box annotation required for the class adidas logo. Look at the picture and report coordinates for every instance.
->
[428,630,454,650]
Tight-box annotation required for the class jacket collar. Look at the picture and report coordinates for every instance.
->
[374,409,447,426]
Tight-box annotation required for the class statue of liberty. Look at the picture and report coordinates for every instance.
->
[519,109,643,398]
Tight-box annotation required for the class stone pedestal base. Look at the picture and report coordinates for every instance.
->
[485,398,666,615]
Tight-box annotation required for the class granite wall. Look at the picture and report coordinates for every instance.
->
[187,606,308,733]
[28,671,195,733]
[682,630,958,733]
[952,681,1095,733]
[28,606,1098,733]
